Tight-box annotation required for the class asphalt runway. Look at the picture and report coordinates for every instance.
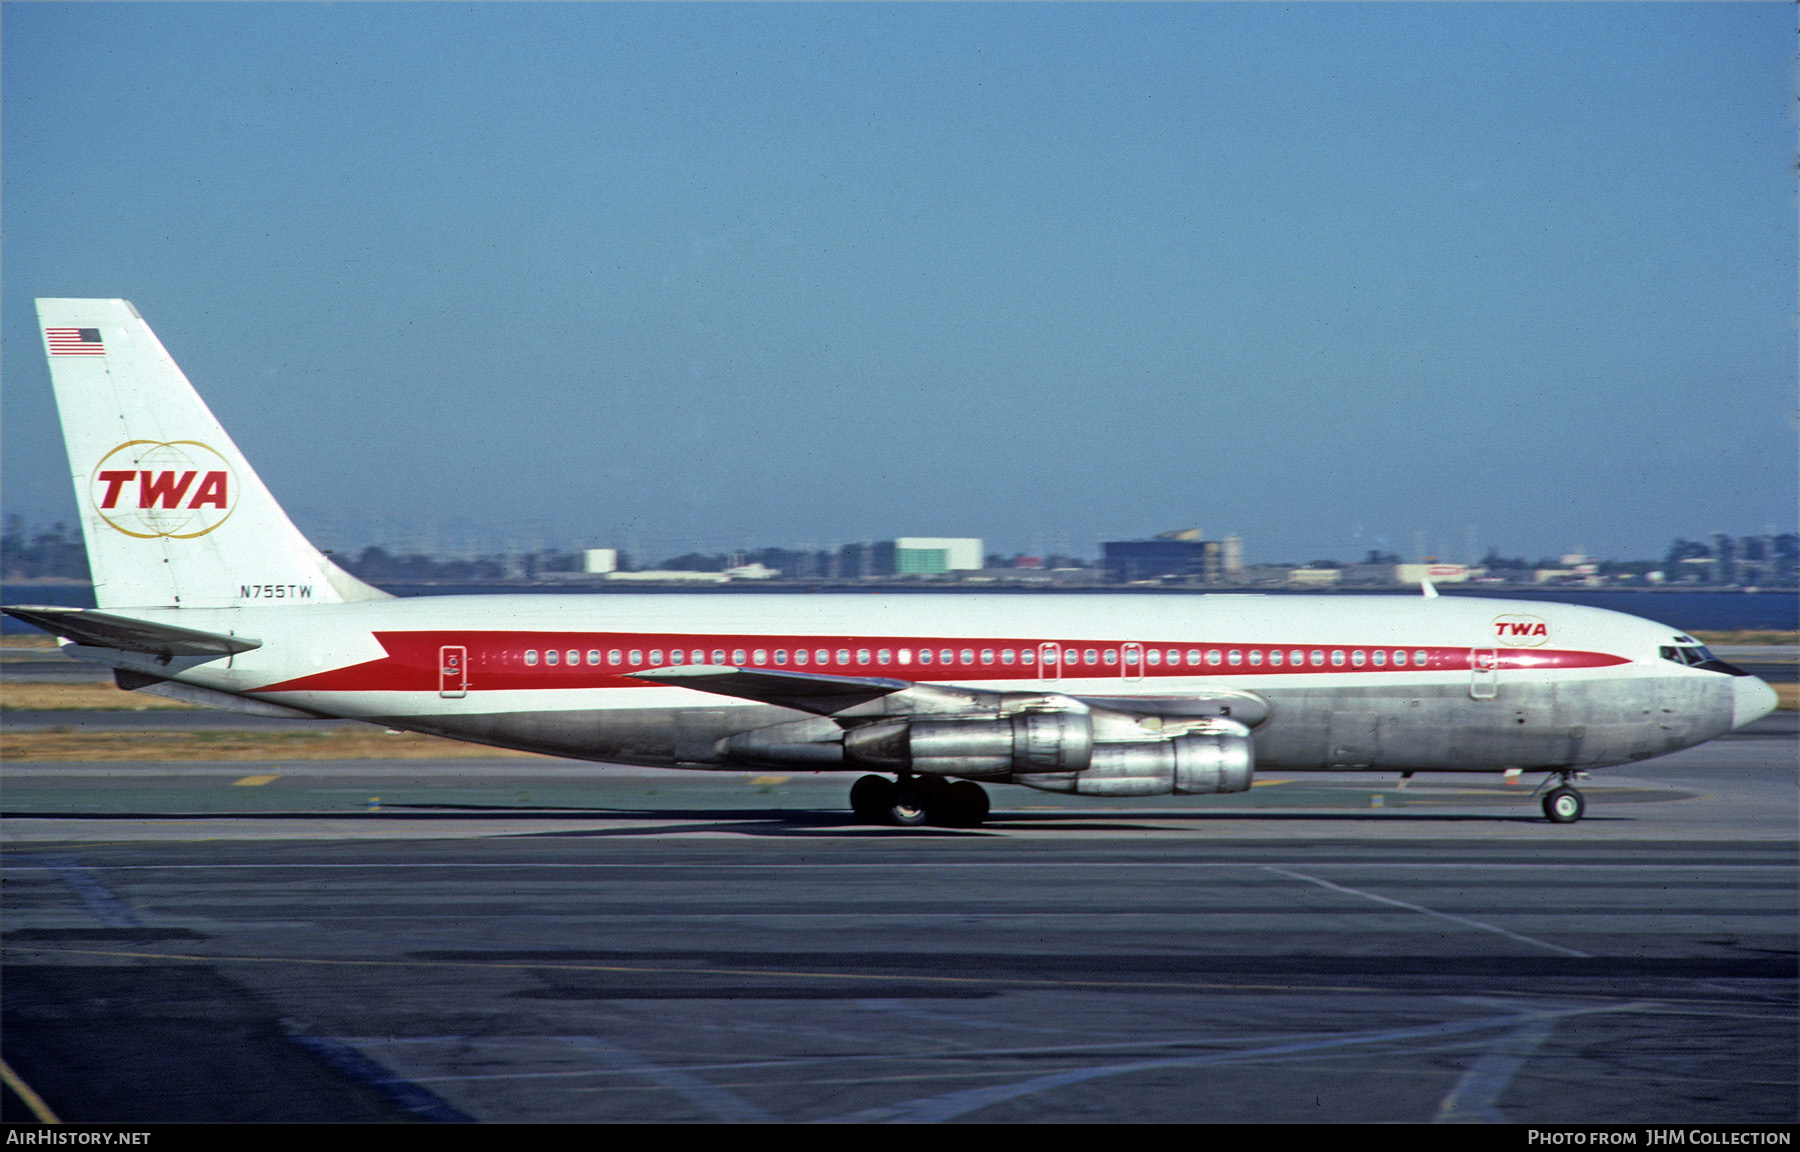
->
[2,717,1794,1123]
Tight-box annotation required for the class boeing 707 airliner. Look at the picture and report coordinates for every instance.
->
[8,300,1777,826]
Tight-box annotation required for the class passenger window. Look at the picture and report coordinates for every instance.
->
[1187,649,1201,666]
[752,649,767,665]
[566,649,579,666]
[898,649,911,665]
[817,649,830,664]
[919,649,934,665]
[775,649,788,665]
[1310,650,1325,667]
[1330,650,1344,667]
[1084,649,1098,665]
[878,649,891,664]
[1293,650,1307,665]
[1021,650,1035,664]
[1103,649,1118,666]
[670,650,685,666]
[1227,650,1242,666]
[1269,650,1283,666]
[1248,650,1262,666]
[525,649,539,666]
[691,649,705,665]
[732,649,747,665]
[630,650,643,666]
[794,649,808,666]
[981,649,995,665]
[1146,650,1161,666]
[941,649,955,664]
[546,650,560,666]
[1206,650,1222,666]
[649,649,663,665]
[586,650,599,665]
[1392,650,1406,666]
[1001,649,1015,664]
[609,649,623,665]
[857,649,871,665]
[1413,650,1428,666]
[837,649,851,665]
[1123,648,1139,664]
[713,649,726,665]
[1351,650,1365,667]
[1371,650,1386,667]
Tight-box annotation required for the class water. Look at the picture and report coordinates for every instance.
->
[5,581,1792,634]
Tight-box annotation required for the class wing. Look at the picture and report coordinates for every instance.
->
[630,664,1267,725]
[2,605,261,660]
[627,665,912,715]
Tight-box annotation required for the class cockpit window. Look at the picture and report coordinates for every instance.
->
[1661,644,1748,675]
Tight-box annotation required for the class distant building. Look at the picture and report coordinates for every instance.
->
[1103,534,1222,583]
[1222,535,1244,577]
[870,537,984,575]
[1288,567,1343,587]
[583,548,618,574]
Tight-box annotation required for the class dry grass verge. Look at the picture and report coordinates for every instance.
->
[2,682,198,710]
[1775,683,1798,712]
[0,634,62,650]
[1,728,544,762]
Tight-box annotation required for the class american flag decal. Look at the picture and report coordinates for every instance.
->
[46,327,105,356]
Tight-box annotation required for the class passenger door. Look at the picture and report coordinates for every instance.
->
[439,645,468,699]
[1469,648,1499,701]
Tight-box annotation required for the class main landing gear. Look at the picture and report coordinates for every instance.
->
[1541,771,1586,824]
[850,774,990,828]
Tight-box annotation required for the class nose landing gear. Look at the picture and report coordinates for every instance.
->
[1541,772,1586,823]
[848,774,989,827]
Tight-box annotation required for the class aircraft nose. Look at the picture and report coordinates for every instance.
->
[1731,676,1779,729]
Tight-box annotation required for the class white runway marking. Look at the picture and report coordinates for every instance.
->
[1434,1014,1563,1123]
[34,856,142,927]
[557,1037,773,1123]
[824,1003,1650,1124]
[1260,866,1594,958]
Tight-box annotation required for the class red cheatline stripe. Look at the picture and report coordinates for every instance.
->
[252,631,1630,694]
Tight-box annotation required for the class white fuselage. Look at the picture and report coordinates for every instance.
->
[72,591,1775,776]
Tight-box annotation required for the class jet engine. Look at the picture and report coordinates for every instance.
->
[837,709,1253,796]
[1012,719,1254,796]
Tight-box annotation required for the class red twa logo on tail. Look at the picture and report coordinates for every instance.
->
[1492,614,1550,647]
[89,441,237,539]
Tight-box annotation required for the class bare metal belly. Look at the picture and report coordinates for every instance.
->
[377,675,1735,776]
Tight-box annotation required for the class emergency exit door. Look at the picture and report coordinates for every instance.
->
[439,645,468,698]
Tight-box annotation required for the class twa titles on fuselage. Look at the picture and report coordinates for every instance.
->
[8,299,1778,828]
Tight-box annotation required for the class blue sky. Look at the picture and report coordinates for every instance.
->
[4,3,1793,564]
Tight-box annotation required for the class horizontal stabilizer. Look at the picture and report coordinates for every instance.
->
[3,605,260,659]
[114,669,333,718]
[628,665,910,715]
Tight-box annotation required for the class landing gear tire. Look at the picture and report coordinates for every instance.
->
[941,781,990,828]
[887,786,930,827]
[850,775,895,823]
[1543,786,1585,824]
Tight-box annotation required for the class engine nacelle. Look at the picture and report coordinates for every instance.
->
[844,710,1093,778]
[1015,719,1254,796]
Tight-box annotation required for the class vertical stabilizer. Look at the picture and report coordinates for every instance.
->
[35,299,390,608]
